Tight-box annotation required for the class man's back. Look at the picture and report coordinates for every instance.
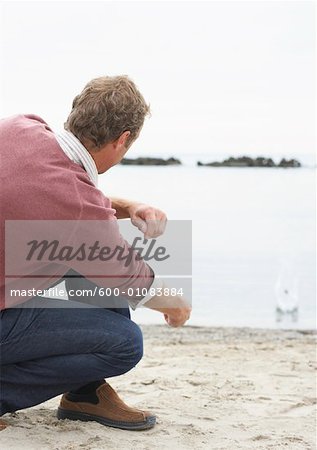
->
[0,114,107,309]
[0,114,152,310]
[0,114,95,220]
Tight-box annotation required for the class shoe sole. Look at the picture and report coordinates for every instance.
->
[57,407,156,431]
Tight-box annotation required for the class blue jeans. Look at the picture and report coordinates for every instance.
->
[0,272,143,416]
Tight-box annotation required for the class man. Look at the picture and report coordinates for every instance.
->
[0,76,191,431]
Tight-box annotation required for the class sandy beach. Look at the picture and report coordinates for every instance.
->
[1,325,316,450]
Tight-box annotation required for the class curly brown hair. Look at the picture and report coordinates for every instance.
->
[65,75,150,148]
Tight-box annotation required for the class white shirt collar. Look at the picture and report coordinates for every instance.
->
[55,129,98,187]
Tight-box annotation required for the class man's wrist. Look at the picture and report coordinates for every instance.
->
[134,276,165,308]
[110,197,137,219]
[127,201,143,218]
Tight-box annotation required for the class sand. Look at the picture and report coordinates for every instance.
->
[1,325,316,450]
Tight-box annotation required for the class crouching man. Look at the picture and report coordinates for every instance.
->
[0,76,191,431]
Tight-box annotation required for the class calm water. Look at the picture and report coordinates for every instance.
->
[99,163,316,329]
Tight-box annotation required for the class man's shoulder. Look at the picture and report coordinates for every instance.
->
[0,113,52,133]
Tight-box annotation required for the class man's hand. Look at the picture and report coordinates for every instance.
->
[109,198,167,239]
[129,203,167,239]
[163,303,192,327]
[144,292,191,328]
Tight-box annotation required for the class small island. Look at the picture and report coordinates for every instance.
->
[121,156,182,166]
[197,156,301,168]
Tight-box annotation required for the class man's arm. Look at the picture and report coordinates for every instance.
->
[109,198,191,327]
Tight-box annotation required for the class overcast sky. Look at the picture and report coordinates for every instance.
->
[0,1,315,160]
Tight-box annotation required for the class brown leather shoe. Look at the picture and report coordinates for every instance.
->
[57,382,156,430]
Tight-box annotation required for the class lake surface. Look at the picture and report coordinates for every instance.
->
[99,163,316,330]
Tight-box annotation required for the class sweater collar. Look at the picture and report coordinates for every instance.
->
[55,129,98,187]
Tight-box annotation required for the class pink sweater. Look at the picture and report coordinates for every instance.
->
[0,114,153,310]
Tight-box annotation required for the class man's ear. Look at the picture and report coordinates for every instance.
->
[115,131,131,149]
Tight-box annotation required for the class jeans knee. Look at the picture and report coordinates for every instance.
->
[131,322,143,365]
[120,321,143,370]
